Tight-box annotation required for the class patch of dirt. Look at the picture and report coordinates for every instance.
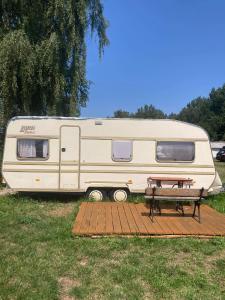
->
[138,279,155,300]
[166,251,197,275]
[203,249,225,267]
[167,251,193,266]
[0,188,16,196]
[79,257,88,266]
[47,205,74,217]
[58,276,80,300]
[168,249,225,279]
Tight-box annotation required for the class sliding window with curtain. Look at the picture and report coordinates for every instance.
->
[17,139,49,159]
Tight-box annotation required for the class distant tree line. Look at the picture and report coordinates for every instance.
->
[114,84,225,141]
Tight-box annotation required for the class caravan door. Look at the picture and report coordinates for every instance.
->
[59,126,80,190]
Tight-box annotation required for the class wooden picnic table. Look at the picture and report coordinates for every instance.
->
[145,186,207,222]
[147,176,193,188]
[146,176,199,221]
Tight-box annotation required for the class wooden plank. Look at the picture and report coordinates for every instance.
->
[169,206,199,235]
[78,202,94,235]
[72,202,88,234]
[111,204,122,234]
[180,214,206,235]
[96,203,106,234]
[123,203,139,234]
[139,203,170,235]
[136,204,165,235]
[203,205,225,229]
[193,205,219,236]
[73,202,225,237]
[169,204,204,235]
[169,206,204,235]
[145,188,207,197]
[200,206,225,235]
[148,204,200,235]
[166,217,186,235]
[105,203,113,234]
[149,204,182,235]
[145,196,200,200]
[172,216,194,235]
[129,203,148,235]
[204,204,225,216]
[88,203,99,235]
[156,216,179,235]
[139,205,183,235]
[117,204,130,234]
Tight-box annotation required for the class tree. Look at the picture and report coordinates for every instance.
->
[114,104,165,119]
[176,87,225,141]
[0,0,109,127]
[114,110,131,118]
[134,104,165,119]
[112,85,225,141]
[176,97,216,138]
[208,85,225,140]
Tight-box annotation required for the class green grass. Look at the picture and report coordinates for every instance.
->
[0,192,225,300]
[215,161,225,184]
[0,162,225,299]
[207,193,225,214]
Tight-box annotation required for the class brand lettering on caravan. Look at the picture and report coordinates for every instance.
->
[20,125,35,134]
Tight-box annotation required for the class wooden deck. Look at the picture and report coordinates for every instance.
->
[72,202,225,237]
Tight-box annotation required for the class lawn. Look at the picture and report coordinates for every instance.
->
[0,164,225,300]
[215,161,225,184]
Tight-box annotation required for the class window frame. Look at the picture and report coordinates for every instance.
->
[111,140,133,162]
[156,141,195,163]
[17,138,50,161]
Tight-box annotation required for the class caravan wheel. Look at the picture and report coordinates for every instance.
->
[86,189,106,201]
[111,189,128,202]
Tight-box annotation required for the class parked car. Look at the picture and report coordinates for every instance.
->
[220,152,225,162]
[216,147,225,161]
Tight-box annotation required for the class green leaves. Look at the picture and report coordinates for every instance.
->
[178,87,225,141]
[0,0,108,124]
[114,85,225,141]
[0,30,35,121]
[114,105,165,119]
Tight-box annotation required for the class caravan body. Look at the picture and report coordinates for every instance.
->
[2,117,222,200]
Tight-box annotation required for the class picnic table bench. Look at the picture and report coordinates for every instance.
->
[145,176,208,223]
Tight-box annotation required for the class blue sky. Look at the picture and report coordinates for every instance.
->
[81,0,225,117]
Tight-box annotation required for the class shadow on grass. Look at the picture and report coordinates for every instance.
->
[16,191,85,203]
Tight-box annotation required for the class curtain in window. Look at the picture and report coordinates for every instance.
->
[42,140,48,158]
[18,140,36,158]
[157,142,194,161]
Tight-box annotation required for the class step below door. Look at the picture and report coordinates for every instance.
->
[59,126,80,190]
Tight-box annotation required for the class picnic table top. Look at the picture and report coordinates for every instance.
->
[147,176,193,182]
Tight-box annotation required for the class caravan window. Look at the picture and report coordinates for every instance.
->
[17,139,49,159]
[156,141,194,162]
[112,140,132,162]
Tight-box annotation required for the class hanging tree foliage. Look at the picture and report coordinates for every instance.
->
[0,0,109,126]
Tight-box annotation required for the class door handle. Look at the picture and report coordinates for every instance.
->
[61,148,66,152]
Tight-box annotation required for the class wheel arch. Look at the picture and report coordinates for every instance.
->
[84,182,131,193]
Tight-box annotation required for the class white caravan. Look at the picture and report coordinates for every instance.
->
[2,117,222,201]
